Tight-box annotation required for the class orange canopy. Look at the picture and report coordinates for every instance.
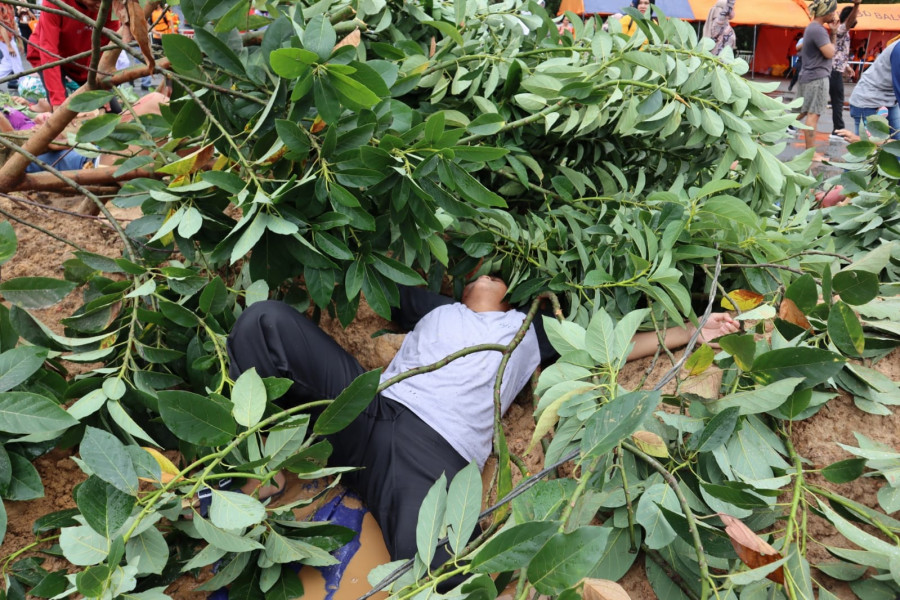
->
[690,0,810,27]
[841,4,900,32]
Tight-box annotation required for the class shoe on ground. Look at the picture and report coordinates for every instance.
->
[829,130,845,141]
[787,124,798,133]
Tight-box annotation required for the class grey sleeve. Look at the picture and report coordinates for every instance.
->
[810,25,831,49]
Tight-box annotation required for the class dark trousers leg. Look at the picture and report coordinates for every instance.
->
[227,300,367,407]
[830,69,845,131]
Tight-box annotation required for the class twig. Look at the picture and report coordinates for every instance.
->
[0,191,120,220]
[87,0,114,90]
[652,252,722,391]
[623,441,711,600]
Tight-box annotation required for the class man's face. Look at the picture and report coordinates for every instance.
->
[79,0,102,12]
[461,275,509,307]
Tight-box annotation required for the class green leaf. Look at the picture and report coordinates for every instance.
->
[828,301,865,357]
[372,253,426,286]
[313,369,382,435]
[68,90,115,112]
[785,273,818,314]
[0,346,48,392]
[265,566,306,600]
[59,525,108,565]
[635,482,680,549]
[5,451,43,500]
[695,196,759,231]
[751,348,845,389]
[821,458,867,484]
[76,565,111,597]
[209,489,267,530]
[448,161,507,207]
[423,20,464,46]
[158,390,236,446]
[125,526,169,575]
[76,114,120,143]
[718,333,756,371]
[588,526,641,580]
[0,221,16,265]
[328,69,382,110]
[192,513,264,552]
[232,367,267,428]
[471,521,559,572]
[161,34,203,73]
[466,113,505,136]
[303,15,336,61]
[193,28,246,75]
[80,426,139,496]
[0,391,77,434]
[527,526,607,595]
[581,390,660,459]
[443,462,481,556]
[75,475,135,537]
[265,418,310,469]
[0,498,5,545]
[832,270,880,306]
[708,377,804,415]
[0,277,76,308]
[275,119,311,160]
[729,556,788,585]
[416,472,447,568]
[692,406,740,452]
[462,231,495,258]
[816,561,868,581]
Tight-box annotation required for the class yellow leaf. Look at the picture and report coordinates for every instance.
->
[526,385,596,455]
[721,289,764,311]
[583,579,632,600]
[139,447,182,484]
[631,431,668,458]
[212,154,231,171]
[159,207,176,246]
[684,343,714,376]
[156,144,214,176]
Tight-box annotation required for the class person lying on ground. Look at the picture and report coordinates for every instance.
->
[1,91,168,173]
[225,276,740,581]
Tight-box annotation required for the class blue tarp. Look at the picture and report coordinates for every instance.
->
[578,0,695,18]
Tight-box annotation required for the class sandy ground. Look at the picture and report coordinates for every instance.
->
[1,193,898,600]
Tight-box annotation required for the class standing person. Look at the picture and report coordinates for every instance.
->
[795,0,838,158]
[702,0,736,57]
[0,2,24,88]
[26,0,118,110]
[226,278,739,577]
[788,35,803,92]
[150,6,178,47]
[619,0,655,37]
[845,40,900,139]
[16,7,35,48]
[829,0,862,138]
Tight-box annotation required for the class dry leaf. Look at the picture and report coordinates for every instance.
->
[631,431,668,458]
[778,298,812,331]
[310,116,327,134]
[429,36,437,58]
[718,513,784,584]
[333,28,361,51]
[582,579,632,600]
[721,289,765,311]
[122,0,154,72]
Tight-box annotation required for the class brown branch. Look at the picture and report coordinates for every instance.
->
[88,0,114,89]
[12,166,160,192]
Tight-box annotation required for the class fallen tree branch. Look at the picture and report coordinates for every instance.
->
[11,166,160,192]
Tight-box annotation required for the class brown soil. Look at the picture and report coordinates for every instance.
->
[2,194,899,600]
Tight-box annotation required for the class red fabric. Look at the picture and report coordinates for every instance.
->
[27,0,117,107]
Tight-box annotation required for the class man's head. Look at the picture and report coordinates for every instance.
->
[839,6,857,28]
[810,0,837,23]
[461,275,509,312]
[632,0,652,14]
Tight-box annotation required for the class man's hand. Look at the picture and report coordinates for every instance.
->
[692,313,740,347]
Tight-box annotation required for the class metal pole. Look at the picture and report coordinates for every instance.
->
[751,24,757,79]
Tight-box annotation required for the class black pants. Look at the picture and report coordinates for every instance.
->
[830,69,845,131]
[227,301,469,569]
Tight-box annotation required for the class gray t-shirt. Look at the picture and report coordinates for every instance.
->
[850,41,900,108]
[380,303,540,470]
[799,21,833,83]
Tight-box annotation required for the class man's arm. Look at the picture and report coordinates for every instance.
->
[819,42,836,60]
[891,43,900,109]
[391,286,453,332]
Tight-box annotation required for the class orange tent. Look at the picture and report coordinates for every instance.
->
[557,0,811,27]
[841,3,900,32]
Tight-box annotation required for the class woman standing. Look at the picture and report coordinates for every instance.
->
[703,0,737,56]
